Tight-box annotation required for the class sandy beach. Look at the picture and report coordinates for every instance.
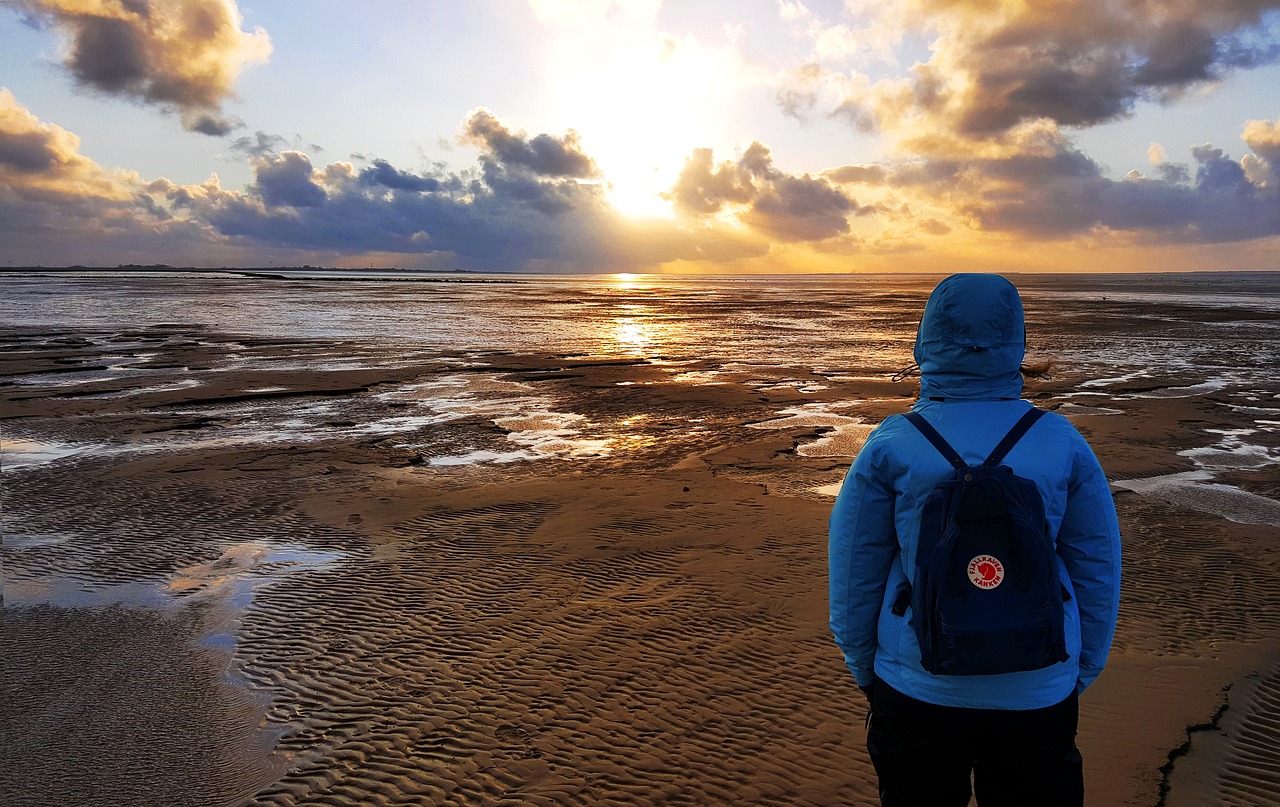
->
[3,274,1280,806]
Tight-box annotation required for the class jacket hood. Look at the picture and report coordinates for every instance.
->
[913,274,1025,401]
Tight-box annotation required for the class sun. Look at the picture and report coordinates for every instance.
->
[549,34,736,219]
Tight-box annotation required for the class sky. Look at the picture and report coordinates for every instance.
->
[1,0,1279,273]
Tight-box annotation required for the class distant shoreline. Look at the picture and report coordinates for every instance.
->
[0,265,522,284]
[1,264,1276,280]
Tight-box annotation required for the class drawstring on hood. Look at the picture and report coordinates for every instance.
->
[913,274,1026,401]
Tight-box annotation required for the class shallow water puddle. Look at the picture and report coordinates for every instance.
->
[166,542,346,608]
[1113,471,1280,526]
[1132,379,1232,399]
[1057,402,1124,416]
[748,404,874,459]
[429,448,535,466]
[813,481,846,497]
[6,542,346,610]
[70,378,204,399]
[1,438,103,468]
[1179,430,1280,472]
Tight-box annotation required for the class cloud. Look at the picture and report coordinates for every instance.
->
[822,163,889,184]
[19,0,270,135]
[0,90,232,265]
[252,152,326,208]
[358,159,442,193]
[225,130,287,159]
[793,1,1280,146]
[775,0,904,66]
[0,88,136,198]
[816,118,1280,246]
[143,109,765,269]
[1241,118,1280,186]
[0,100,748,270]
[5,90,1276,271]
[0,123,63,174]
[668,141,867,241]
[956,129,1280,243]
[460,108,599,179]
[1243,118,1280,160]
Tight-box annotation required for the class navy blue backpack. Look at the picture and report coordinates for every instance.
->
[899,409,1069,676]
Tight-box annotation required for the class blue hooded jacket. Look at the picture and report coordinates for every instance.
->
[829,274,1121,709]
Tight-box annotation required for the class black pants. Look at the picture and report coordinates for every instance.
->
[866,681,1084,807]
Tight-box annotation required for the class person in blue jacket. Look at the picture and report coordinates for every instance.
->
[829,273,1121,807]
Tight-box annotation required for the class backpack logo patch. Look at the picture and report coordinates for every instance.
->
[968,555,1005,589]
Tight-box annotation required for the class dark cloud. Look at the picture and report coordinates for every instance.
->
[188,113,239,137]
[745,171,865,241]
[252,152,326,208]
[669,141,865,241]
[820,117,1280,246]
[224,131,324,161]
[66,12,148,92]
[1155,162,1192,184]
[228,131,289,159]
[1131,23,1219,87]
[961,136,1280,242]
[20,0,270,135]
[0,129,61,172]
[959,51,1134,134]
[358,159,442,192]
[461,108,598,178]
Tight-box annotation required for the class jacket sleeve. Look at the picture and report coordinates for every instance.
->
[829,432,899,687]
[1057,439,1122,693]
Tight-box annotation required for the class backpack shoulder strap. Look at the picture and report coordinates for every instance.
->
[904,412,966,470]
[982,408,1045,468]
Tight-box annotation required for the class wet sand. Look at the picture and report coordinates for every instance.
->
[3,325,1279,806]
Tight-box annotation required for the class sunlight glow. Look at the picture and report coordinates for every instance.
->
[549,33,738,219]
[614,317,651,350]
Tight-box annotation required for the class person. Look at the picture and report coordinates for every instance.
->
[828,273,1121,807]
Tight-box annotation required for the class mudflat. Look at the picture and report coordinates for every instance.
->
[3,301,1279,805]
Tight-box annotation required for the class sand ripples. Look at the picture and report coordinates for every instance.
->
[1113,496,1280,658]
[1167,663,1280,806]
[208,479,875,806]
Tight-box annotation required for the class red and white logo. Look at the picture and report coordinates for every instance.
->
[968,555,1005,589]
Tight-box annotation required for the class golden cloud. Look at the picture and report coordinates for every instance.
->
[1243,118,1280,160]
[780,0,1280,157]
[22,0,271,134]
[0,88,138,200]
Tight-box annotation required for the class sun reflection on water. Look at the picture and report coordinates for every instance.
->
[605,414,660,452]
[614,317,652,352]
